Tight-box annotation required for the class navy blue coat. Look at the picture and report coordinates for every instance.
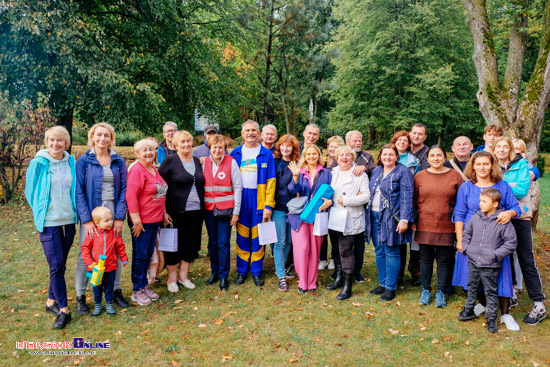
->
[365,164,414,246]
[75,149,128,223]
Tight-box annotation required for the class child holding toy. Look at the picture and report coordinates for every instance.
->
[81,206,128,316]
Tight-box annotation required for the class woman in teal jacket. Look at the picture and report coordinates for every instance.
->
[25,126,77,330]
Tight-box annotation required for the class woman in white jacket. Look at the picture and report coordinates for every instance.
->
[327,145,370,300]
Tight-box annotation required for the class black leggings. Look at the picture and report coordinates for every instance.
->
[419,244,454,292]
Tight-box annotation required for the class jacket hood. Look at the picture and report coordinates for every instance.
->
[504,155,523,171]
[36,149,70,162]
[475,207,504,221]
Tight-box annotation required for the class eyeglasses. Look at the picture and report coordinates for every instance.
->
[164,129,177,134]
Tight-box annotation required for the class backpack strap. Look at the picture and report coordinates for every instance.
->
[449,159,468,181]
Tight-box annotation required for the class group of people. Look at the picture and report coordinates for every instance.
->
[26,120,545,333]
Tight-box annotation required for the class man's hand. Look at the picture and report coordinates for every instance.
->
[352,165,366,177]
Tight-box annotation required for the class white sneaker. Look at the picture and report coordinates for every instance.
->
[167,282,179,293]
[328,259,335,270]
[501,314,520,331]
[318,260,328,270]
[178,279,196,289]
[474,303,486,317]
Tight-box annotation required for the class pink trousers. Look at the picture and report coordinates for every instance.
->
[291,222,323,290]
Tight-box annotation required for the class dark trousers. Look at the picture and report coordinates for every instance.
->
[131,222,160,292]
[204,210,231,279]
[464,263,499,320]
[512,220,545,302]
[328,230,341,265]
[165,211,204,265]
[338,232,365,275]
[320,235,328,262]
[40,224,76,309]
[399,245,420,280]
[93,270,116,304]
[419,244,454,291]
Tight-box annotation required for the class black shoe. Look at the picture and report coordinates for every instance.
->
[458,307,477,321]
[252,275,264,287]
[380,289,396,301]
[298,287,307,294]
[206,274,220,285]
[487,318,498,333]
[309,288,317,293]
[326,264,343,290]
[370,286,385,295]
[219,278,229,291]
[354,273,365,283]
[337,274,353,300]
[76,295,89,315]
[411,277,421,287]
[45,301,61,316]
[234,274,247,285]
[444,285,456,296]
[114,289,130,308]
[397,277,404,287]
[53,312,71,329]
[285,267,296,279]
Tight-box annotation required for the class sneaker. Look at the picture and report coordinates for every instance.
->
[328,259,335,270]
[435,290,447,308]
[500,314,520,331]
[76,295,89,315]
[380,289,396,301]
[167,282,179,293]
[92,303,102,317]
[297,287,307,295]
[178,279,196,290]
[113,289,130,308]
[474,303,486,317]
[458,307,476,321]
[318,260,328,270]
[285,268,296,279]
[45,301,61,316]
[53,312,71,329]
[370,286,385,295]
[131,290,152,306]
[509,297,519,309]
[487,318,498,333]
[523,304,547,325]
[143,286,160,301]
[278,278,288,292]
[354,273,365,283]
[419,288,431,305]
[106,303,116,315]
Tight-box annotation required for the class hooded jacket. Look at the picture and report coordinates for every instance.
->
[25,150,77,232]
[462,208,517,268]
[80,228,129,272]
[502,156,531,220]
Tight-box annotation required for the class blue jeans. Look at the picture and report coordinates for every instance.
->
[131,222,160,292]
[93,270,116,304]
[205,210,232,279]
[272,210,292,278]
[371,211,401,291]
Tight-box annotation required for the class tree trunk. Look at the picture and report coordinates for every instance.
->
[262,0,276,126]
[58,108,74,153]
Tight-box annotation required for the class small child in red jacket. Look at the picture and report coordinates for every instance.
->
[81,206,128,316]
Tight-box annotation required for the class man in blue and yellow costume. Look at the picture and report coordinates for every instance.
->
[230,120,276,286]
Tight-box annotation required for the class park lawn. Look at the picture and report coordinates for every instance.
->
[0,178,549,366]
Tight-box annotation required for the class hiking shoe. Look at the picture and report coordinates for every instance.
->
[76,295,89,315]
[131,290,151,306]
[143,286,160,301]
[328,259,335,270]
[45,301,61,316]
[509,297,519,309]
[285,267,296,279]
[474,303,486,317]
[523,304,546,325]
[106,303,116,315]
[91,303,102,317]
[501,314,520,331]
[114,289,130,308]
[435,290,447,308]
[298,287,307,295]
[318,260,328,270]
[380,289,396,301]
[53,312,71,329]
[487,318,498,333]
[458,307,476,321]
[370,286,385,295]
[419,288,431,305]
[252,275,265,287]
[278,278,288,292]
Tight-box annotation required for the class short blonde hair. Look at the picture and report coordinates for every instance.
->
[298,144,325,168]
[335,145,357,161]
[207,134,228,149]
[44,125,71,150]
[512,138,527,154]
[327,135,344,147]
[492,136,516,162]
[172,130,193,148]
[134,137,159,154]
[88,122,116,147]
[91,206,112,224]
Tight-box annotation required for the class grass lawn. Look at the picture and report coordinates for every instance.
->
[1,171,550,366]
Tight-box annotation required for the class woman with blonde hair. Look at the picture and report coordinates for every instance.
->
[75,122,129,314]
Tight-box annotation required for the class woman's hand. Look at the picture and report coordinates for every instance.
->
[411,223,416,231]
[163,212,173,226]
[318,198,333,211]
[337,196,344,206]
[230,214,239,227]
[396,221,408,234]
[496,210,516,225]
[113,219,124,237]
[288,161,301,176]
[83,221,98,239]
[456,239,463,253]
[129,212,145,237]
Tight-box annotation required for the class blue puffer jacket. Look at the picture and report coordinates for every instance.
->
[75,149,128,223]
[365,164,414,246]
[25,150,77,232]
[502,156,531,219]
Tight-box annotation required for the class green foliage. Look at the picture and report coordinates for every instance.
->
[116,130,147,147]
[537,155,545,177]
[0,91,55,203]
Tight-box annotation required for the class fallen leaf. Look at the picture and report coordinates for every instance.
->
[198,324,207,328]
[34,313,40,317]
[193,307,198,310]
[289,359,297,363]
[444,352,450,357]
[395,301,401,307]
[115,331,122,335]
[234,294,239,299]
[174,299,184,304]
[73,361,80,365]
[214,319,224,325]
[173,306,182,310]
[464,340,470,345]
[530,362,539,367]
[352,302,363,307]
[388,328,399,335]
[170,361,179,367]
[335,342,343,346]
[420,327,426,331]
[432,339,439,344]
[274,343,281,348]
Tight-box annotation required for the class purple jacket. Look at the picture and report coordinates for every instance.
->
[287,164,332,231]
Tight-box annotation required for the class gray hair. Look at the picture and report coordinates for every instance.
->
[163,121,178,132]
[262,124,277,134]
[335,145,357,161]
[242,119,260,131]
[345,130,362,142]
[134,137,159,153]
[304,123,320,132]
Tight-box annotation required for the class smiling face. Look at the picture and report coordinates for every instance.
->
[483,130,501,150]
[241,122,260,147]
[494,140,511,164]
[452,137,473,161]
[327,142,341,157]
[347,133,363,153]
[337,150,354,171]
[176,137,193,155]
[303,126,320,145]
[394,136,410,154]
[280,143,293,160]
[427,148,445,169]
[410,126,427,147]
[304,146,320,166]
[473,156,493,180]
[163,126,177,144]
[47,135,67,157]
[92,126,113,150]
[261,127,277,146]
[380,148,398,168]
[137,144,157,165]
[210,143,225,161]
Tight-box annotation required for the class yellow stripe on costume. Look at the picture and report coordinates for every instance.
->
[257,183,266,211]
[237,223,258,239]
[251,246,265,262]
[264,177,276,208]
[236,244,250,262]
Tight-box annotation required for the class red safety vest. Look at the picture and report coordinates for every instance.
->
[204,155,235,211]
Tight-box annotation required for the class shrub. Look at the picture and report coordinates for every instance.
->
[0,91,55,203]
[537,155,545,178]
[116,130,146,146]
[72,120,89,145]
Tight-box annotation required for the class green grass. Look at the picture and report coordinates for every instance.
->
[1,196,550,366]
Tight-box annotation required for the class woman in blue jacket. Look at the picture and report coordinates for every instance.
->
[25,126,77,329]
[75,122,129,314]
[493,137,546,326]
[366,144,414,301]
